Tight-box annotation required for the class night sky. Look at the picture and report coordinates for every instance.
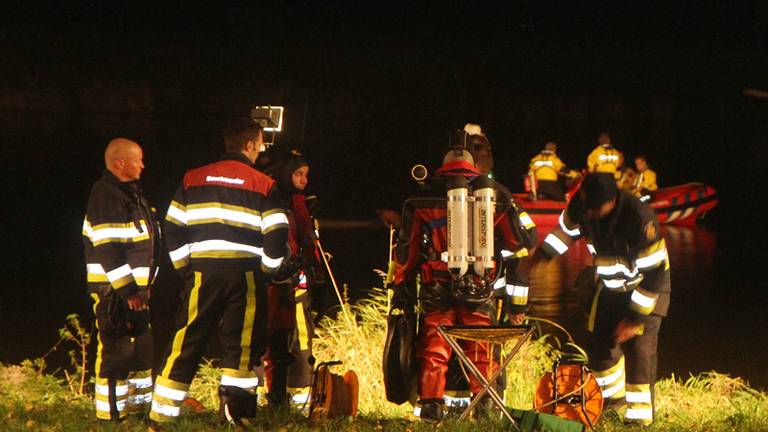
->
[2,2,767,370]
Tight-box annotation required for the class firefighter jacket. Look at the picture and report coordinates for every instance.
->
[587,144,623,174]
[164,152,289,275]
[632,168,658,196]
[82,170,161,299]
[529,150,565,182]
[394,169,536,313]
[540,190,670,323]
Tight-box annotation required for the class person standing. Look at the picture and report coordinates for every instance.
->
[587,132,624,179]
[149,118,290,426]
[261,149,323,408]
[531,173,670,426]
[82,138,160,421]
[394,128,535,423]
[528,142,569,201]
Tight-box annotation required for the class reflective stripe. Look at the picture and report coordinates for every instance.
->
[602,278,628,289]
[601,380,626,399]
[151,400,180,417]
[165,202,188,225]
[636,248,668,269]
[261,254,284,269]
[221,375,259,389]
[87,263,106,275]
[444,395,471,407]
[96,399,126,413]
[625,408,653,420]
[291,392,310,405]
[189,239,261,256]
[169,244,191,264]
[107,264,134,288]
[533,160,554,167]
[493,277,507,290]
[500,249,513,259]
[626,390,652,403]
[586,243,596,255]
[519,212,535,229]
[263,212,289,231]
[506,284,529,298]
[129,376,153,390]
[186,205,262,230]
[154,383,187,401]
[413,406,421,417]
[95,383,129,397]
[598,154,620,161]
[559,212,580,237]
[132,267,150,285]
[596,368,624,387]
[86,221,148,244]
[631,290,656,309]
[596,263,638,278]
[544,234,569,254]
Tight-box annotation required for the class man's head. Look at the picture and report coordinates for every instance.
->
[544,142,557,153]
[598,131,611,145]
[224,118,264,164]
[579,173,618,219]
[105,138,144,182]
[635,155,648,172]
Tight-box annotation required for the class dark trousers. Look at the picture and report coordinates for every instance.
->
[536,179,566,201]
[157,267,267,384]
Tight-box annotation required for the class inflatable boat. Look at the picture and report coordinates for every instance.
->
[512,182,718,226]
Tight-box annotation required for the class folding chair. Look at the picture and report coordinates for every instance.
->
[437,324,535,430]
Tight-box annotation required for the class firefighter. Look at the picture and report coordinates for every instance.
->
[631,155,658,198]
[393,128,535,423]
[82,138,160,421]
[261,149,323,408]
[531,173,670,426]
[149,118,290,426]
[587,132,624,179]
[528,142,572,201]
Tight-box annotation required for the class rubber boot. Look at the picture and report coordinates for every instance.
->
[419,398,444,423]
[219,385,257,426]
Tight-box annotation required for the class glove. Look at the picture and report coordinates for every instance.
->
[272,256,302,287]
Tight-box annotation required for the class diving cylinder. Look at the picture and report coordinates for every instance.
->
[446,175,470,278]
[472,175,495,276]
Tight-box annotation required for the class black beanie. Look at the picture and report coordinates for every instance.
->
[580,173,618,209]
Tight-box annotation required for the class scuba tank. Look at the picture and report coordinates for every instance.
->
[446,174,470,278]
[472,175,495,276]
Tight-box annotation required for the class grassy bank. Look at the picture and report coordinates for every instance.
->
[2,295,768,431]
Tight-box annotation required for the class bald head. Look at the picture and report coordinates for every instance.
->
[105,138,144,182]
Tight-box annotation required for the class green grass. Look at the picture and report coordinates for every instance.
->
[3,293,768,431]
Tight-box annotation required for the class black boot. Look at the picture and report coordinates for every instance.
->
[267,362,290,408]
[219,385,257,426]
[419,398,445,423]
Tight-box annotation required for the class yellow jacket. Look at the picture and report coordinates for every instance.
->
[633,168,658,195]
[587,144,623,175]
[529,151,565,181]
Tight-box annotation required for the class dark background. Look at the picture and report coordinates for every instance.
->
[2,2,767,382]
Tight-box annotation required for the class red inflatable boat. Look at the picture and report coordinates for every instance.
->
[512,182,718,226]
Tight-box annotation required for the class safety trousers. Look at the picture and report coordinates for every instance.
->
[150,268,267,423]
[262,282,314,406]
[91,293,154,421]
[588,288,662,426]
[417,307,498,400]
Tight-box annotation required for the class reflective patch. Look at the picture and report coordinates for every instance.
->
[558,212,581,237]
[625,407,653,420]
[151,400,180,417]
[221,375,259,389]
[544,234,569,254]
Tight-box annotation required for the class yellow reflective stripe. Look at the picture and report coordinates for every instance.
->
[262,213,289,234]
[165,201,187,226]
[587,284,602,332]
[191,250,259,259]
[238,272,257,370]
[92,293,105,379]
[544,233,569,255]
[161,272,201,378]
[296,301,309,351]
[629,287,658,315]
[184,202,262,230]
[86,220,151,246]
[636,239,668,270]
[518,212,535,229]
